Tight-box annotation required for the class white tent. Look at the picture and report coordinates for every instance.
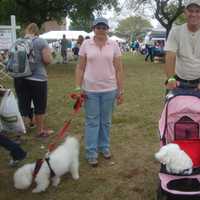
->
[88,31,94,37]
[110,35,126,43]
[39,30,88,41]
[87,33,126,43]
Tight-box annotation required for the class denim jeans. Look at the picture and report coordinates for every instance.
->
[84,90,117,160]
[0,133,26,160]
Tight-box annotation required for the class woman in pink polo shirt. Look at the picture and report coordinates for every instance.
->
[75,17,124,167]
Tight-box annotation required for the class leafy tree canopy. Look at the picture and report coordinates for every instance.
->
[174,13,186,25]
[125,0,185,37]
[115,16,152,37]
[0,0,119,30]
[69,16,93,32]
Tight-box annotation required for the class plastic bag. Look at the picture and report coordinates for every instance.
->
[0,89,26,133]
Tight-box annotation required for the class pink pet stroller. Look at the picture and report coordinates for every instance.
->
[157,89,200,200]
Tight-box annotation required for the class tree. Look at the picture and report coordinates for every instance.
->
[115,16,152,39]
[154,0,184,37]
[0,0,119,29]
[125,0,185,38]
[174,13,186,25]
[69,16,94,32]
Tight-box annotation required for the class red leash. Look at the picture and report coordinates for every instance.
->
[47,93,85,152]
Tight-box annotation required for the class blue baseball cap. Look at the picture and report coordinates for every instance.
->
[93,17,109,28]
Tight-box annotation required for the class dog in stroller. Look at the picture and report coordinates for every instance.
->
[155,143,193,175]
[156,88,200,200]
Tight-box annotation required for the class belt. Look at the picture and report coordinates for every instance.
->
[175,75,200,84]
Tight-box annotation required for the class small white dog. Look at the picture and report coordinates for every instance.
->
[14,136,79,193]
[155,143,193,175]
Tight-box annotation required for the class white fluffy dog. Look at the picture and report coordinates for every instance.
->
[14,136,79,193]
[155,143,193,175]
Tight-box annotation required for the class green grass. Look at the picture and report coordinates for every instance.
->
[0,53,166,200]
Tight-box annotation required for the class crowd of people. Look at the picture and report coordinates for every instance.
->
[130,38,165,63]
[50,34,90,64]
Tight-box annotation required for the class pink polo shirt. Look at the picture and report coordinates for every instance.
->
[79,37,121,92]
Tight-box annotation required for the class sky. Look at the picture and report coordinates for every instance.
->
[100,0,161,30]
[66,0,161,31]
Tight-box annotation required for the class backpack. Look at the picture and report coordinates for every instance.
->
[6,38,35,78]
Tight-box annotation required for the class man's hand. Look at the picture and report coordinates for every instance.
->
[166,77,179,90]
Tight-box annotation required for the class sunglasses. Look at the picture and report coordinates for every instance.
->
[95,25,108,30]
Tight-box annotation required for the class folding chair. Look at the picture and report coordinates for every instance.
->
[0,62,11,80]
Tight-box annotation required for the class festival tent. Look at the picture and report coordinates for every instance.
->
[110,35,126,43]
[87,32,126,43]
[88,31,94,37]
[87,32,126,42]
[39,30,88,41]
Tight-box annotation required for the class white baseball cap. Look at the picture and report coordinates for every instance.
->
[186,0,200,8]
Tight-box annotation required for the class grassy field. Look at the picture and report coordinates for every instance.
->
[0,53,166,200]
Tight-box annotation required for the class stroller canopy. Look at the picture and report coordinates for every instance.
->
[159,92,200,143]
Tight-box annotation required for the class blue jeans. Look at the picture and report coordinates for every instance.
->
[84,90,117,160]
[0,133,26,160]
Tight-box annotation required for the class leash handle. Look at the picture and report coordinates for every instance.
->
[69,93,85,113]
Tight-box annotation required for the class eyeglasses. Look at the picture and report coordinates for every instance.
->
[95,25,108,30]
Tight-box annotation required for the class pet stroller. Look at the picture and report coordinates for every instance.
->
[157,88,200,200]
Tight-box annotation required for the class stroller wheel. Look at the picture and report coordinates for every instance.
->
[157,184,168,200]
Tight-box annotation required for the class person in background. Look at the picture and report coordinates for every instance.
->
[14,23,53,138]
[60,34,68,64]
[164,0,200,90]
[144,35,155,62]
[73,35,84,60]
[133,40,140,53]
[0,132,27,166]
[0,86,27,166]
[85,36,90,40]
[75,17,124,167]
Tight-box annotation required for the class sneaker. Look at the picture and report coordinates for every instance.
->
[102,151,111,160]
[29,122,36,129]
[9,159,20,167]
[88,158,98,167]
[9,152,27,167]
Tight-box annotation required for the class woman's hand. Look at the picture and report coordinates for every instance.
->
[116,93,124,105]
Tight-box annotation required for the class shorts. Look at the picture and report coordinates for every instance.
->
[14,78,47,116]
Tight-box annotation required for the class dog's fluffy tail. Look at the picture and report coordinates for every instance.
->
[14,163,35,189]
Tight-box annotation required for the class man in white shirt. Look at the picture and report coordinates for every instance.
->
[144,35,155,62]
[164,0,200,89]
